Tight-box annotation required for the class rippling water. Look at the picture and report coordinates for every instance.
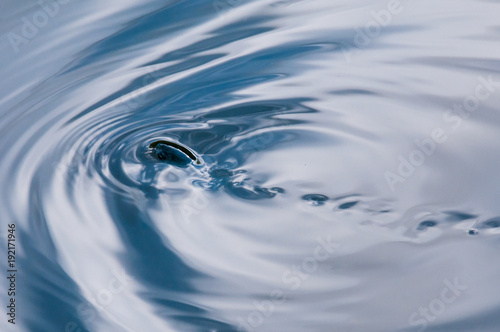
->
[1,0,500,331]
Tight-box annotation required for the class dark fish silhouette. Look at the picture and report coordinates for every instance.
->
[149,140,201,167]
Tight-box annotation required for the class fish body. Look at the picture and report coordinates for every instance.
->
[149,140,201,167]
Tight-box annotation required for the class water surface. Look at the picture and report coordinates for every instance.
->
[1,0,500,331]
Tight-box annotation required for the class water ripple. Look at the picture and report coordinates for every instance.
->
[2,0,500,331]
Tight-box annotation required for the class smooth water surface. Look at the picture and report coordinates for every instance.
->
[1,0,500,331]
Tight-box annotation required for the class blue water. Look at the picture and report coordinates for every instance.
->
[1,0,500,331]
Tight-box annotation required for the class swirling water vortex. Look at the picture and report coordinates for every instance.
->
[1,0,500,331]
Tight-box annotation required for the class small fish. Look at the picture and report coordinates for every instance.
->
[149,140,201,167]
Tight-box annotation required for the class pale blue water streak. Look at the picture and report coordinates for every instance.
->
[1,0,500,331]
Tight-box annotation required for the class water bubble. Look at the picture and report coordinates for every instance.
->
[302,194,329,206]
[417,220,437,230]
[338,201,358,210]
[271,187,285,194]
[481,218,500,229]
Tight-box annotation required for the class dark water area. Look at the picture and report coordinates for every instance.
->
[1,0,500,331]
